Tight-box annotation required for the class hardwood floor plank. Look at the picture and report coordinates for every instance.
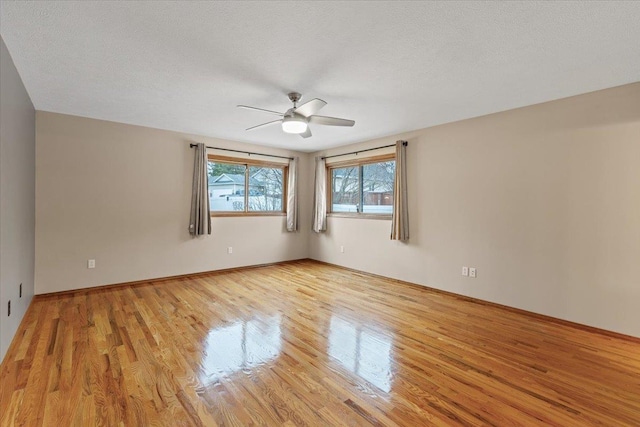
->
[2,260,640,426]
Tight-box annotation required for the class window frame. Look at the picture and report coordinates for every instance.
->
[326,153,395,220]
[208,154,288,217]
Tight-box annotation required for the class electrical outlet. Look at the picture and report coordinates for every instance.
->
[462,266,469,276]
[19,283,22,298]
[227,247,233,254]
[469,267,477,278]
[88,259,96,269]
[340,245,345,253]
[7,300,10,316]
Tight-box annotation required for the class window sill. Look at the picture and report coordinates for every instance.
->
[327,213,392,220]
[211,212,286,217]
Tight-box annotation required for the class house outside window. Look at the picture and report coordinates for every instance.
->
[208,156,287,215]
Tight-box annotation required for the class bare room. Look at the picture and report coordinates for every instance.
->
[1,1,639,426]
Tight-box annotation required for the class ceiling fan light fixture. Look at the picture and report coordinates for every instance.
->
[282,116,308,134]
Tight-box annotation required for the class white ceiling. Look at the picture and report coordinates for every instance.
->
[1,1,639,152]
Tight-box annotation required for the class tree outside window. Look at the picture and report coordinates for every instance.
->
[208,159,286,214]
[330,158,395,215]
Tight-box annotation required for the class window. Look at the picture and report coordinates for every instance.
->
[208,156,287,215]
[329,155,395,216]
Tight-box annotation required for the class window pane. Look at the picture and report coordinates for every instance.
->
[362,161,395,214]
[208,162,247,211]
[247,166,284,212]
[332,166,359,212]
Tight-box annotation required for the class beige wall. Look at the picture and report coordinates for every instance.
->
[309,83,640,338]
[1,37,36,361]
[35,112,311,294]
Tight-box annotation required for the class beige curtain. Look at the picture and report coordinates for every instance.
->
[189,143,211,236]
[391,141,409,240]
[286,157,299,231]
[312,156,327,232]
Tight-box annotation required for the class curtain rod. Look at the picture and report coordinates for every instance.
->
[321,141,407,160]
[189,144,293,161]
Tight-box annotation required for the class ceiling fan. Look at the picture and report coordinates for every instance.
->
[237,92,355,138]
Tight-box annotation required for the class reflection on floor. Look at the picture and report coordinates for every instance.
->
[201,315,281,383]
[328,316,393,392]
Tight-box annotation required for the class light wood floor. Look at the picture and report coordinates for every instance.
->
[1,260,639,426]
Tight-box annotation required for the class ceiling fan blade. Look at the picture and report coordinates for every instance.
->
[309,115,355,127]
[299,128,312,139]
[246,119,282,131]
[237,105,284,117]
[294,98,327,117]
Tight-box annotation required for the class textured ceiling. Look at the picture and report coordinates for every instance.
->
[1,1,639,152]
